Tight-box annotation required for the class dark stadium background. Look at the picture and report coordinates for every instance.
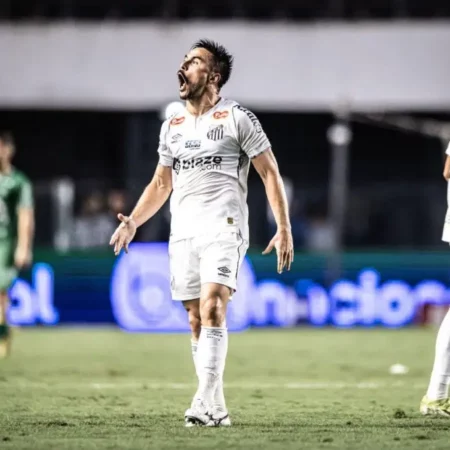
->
[1,0,450,330]
[2,2,450,449]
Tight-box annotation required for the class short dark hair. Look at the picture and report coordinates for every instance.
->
[0,131,15,150]
[192,39,234,89]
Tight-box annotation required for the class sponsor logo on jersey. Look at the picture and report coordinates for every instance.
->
[170,116,185,126]
[171,133,182,143]
[213,110,229,120]
[207,124,224,141]
[173,156,222,174]
[234,105,262,133]
[185,140,201,150]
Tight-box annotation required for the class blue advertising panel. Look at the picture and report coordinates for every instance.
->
[7,244,450,329]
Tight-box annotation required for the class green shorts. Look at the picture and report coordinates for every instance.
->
[0,241,16,291]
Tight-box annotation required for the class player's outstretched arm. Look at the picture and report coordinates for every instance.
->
[109,164,172,255]
[15,206,34,269]
[444,154,450,180]
[252,149,294,273]
[15,177,34,269]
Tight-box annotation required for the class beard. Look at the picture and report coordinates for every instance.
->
[179,76,208,100]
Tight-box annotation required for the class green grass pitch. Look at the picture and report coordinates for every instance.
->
[1,327,450,449]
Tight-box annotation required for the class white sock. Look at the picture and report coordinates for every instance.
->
[427,308,450,400]
[190,340,200,408]
[192,338,227,411]
[195,326,228,407]
[191,340,199,376]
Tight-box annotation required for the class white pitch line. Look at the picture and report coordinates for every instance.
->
[6,381,422,390]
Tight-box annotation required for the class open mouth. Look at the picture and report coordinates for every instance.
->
[178,71,188,91]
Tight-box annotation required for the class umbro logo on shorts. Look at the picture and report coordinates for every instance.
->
[218,266,231,278]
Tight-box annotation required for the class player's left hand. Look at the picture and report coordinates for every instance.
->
[14,246,32,270]
[262,227,294,274]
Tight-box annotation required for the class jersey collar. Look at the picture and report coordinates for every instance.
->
[185,97,224,119]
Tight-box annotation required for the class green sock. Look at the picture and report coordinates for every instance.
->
[0,324,9,339]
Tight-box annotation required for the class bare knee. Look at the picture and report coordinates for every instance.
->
[200,286,230,328]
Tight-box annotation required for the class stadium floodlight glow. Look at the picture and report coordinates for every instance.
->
[159,101,185,121]
[327,124,352,146]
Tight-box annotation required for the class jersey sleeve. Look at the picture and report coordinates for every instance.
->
[233,105,271,158]
[157,119,173,167]
[446,141,450,156]
[17,176,33,209]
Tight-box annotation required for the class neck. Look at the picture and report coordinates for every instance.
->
[0,162,11,174]
[186,91,221,116]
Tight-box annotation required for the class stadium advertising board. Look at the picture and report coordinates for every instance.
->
[7,244,450,329]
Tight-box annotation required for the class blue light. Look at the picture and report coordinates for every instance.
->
[307,285,330,326]
[330,280,359,327]
[254,280,298,327]
[8,263,58,325]
[377,281,416,327]
[110,243,253,332]
[8,246,450,329]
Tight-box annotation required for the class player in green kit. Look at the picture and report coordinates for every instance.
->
[0,132,34,358]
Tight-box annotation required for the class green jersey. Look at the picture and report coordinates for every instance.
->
[0,168,33,243]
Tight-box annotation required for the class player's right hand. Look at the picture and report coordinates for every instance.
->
[109,213,137,256]
[443,155,450,180]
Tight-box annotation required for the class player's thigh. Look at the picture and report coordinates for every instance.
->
[168,239,201,301]
[0,241,16,293]
[199,231,248,294]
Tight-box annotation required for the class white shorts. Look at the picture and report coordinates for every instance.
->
[168,231,249,301]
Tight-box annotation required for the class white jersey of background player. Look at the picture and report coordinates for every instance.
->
[421,141,450,417]
[110,39,293,427]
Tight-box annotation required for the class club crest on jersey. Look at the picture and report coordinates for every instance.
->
[170,116,185,126]
[213,111,229,120]
[207,124,224,141]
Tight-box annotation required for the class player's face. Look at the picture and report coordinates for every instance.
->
[0,141,12,166]
[178,48,214,100]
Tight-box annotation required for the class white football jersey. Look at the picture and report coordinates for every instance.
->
[157,98,271,243]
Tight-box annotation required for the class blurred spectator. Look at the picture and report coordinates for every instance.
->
[70,191,114,249]
[289,199,307,248]
[266,178,308,248]
[107,189,128,219]
[266,176,294,228]
[344,192,372,246]
[267,195,307,249]
[304,201,337,252]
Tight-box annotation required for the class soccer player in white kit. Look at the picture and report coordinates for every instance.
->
[110,39,294,426]
[421,141,450,417]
